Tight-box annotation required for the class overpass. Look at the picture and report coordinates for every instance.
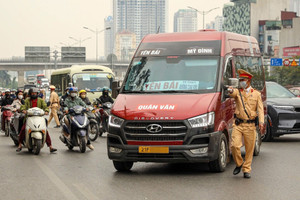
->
[0,59,130,87]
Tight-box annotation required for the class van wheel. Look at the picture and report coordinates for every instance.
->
[113,161,133,172]
[209,133,228,172]
[262,121,273,142]
[253,129,261,156]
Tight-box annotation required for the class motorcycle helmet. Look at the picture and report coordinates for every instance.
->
[29,87,39,99]
[69,87,78,98]
[102,87,110,96]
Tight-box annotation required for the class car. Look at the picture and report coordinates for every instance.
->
[289,87,300,97]
[264,81,300,141]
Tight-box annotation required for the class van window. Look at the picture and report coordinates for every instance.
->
[123,56,219,93]
[234,56,264,90]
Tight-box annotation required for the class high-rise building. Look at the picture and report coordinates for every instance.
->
[289,0,300,15]
[113,0,168,47]
[206,16,224,31]
[223,0,290,38]
[104,16,114,60]
[174,9,197,32]
[115,31,136,61]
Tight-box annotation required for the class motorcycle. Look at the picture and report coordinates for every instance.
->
[1,105,13,136]
[24,107,47,155]
[98,101,112,136]
[10,111,24,146]
[60,105,90,153]
[87,106,99,142]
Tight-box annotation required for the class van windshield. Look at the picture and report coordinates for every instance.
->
[123,56,219,93]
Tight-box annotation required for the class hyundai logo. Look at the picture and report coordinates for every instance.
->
[146,124,163,133]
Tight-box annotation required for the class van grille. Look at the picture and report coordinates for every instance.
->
[124,121,187,141]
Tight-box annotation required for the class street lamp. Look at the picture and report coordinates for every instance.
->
[83,26,111,63]
[187,6,219,29]
[69,36,91,47]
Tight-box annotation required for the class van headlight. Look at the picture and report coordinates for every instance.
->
[109,115,124,128]
[188,112,215,128]
[273,105,295,111]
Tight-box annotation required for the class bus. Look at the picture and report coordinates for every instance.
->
[36,74,45,86]
[51,65,115,100]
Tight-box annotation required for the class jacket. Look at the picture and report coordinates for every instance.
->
[20,97,49,113]
[64,96,87,111]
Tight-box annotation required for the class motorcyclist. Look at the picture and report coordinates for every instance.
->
[1,89,14,108]
[11,90,25,133]
[10,89,17,99]
[79,90,91,105]
[16,87,57,153]
[61,87,94,150]
[98,87,114,105]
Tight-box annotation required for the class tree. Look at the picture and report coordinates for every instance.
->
[0,71,11,88]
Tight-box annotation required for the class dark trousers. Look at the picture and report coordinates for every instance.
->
[18,123,52,147]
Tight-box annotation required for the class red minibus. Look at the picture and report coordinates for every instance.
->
[108,30,267,172]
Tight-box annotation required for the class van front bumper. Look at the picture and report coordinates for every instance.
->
[107,131,223,163]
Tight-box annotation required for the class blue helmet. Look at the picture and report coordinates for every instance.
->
[69,87,78,92]
[101,87,111,92]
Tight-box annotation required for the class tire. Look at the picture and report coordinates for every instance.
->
[113,161,133,172]
[33,139,42,155]
[262,121,273,142]
[253,129,261,156]
[209,133,228,172]
[5,121,10,137]
[89,123,99,141]
[99,129,104,137]
[78,136,86,153]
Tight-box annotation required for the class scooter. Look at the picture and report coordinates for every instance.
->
[60,105,89,153]
[87,106,99,142]
[24,107,47,155]
[99,101,112,135]
[10,111,24,146]
[1,105,13,136]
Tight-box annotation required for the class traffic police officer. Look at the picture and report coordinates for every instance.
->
[48,85,61,128]
[228,69,264,178]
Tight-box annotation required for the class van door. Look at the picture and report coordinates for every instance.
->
[222,57,235,135]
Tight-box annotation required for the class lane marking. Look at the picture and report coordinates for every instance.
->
[74,183,100,200]
[34,158,79,200]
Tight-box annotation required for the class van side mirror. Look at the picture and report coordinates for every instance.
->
[228,78,239,88]
[112,80,121,99]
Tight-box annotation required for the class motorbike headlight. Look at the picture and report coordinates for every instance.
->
[109,115,124,128]
[273,105,295,111]
[188,112,215,128]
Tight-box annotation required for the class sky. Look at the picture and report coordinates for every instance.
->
[0,0,230,59]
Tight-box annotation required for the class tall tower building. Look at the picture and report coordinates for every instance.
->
[104,16,114,59]
[174,9,197,32]
[113,0,168,47]
[290,0,300,15]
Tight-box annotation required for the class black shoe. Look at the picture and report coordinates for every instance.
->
[54,125,61,128]
[50,148,57,153]
[16,147,22,152]
[233,162,244,175]
[244,172,251,179]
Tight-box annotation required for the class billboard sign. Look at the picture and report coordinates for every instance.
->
[25,46,50,62]
[61,47,86,62]
[283,46,300,57]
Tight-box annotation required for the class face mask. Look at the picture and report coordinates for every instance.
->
[239,81,247,89]
[70,93,77,98]
[81,95,86,98]
[5,94,9,97]
[18,95,23,100]
[31,95,38,99]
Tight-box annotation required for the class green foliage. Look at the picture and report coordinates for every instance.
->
[267,66,300,86]
[0,71,11,88]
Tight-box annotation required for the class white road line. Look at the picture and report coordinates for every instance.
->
[34,158,79,200]
[73,183,100,200]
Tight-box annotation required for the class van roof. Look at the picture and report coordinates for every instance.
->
[140,30,260,57]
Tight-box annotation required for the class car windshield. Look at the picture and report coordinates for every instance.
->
[123,56,219,93]
[73,73,110,92]
[266,82,295,98]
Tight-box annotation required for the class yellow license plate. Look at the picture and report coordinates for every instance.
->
[138,146,169,154]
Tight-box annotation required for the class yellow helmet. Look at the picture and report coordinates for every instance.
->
[79,89,86,95]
